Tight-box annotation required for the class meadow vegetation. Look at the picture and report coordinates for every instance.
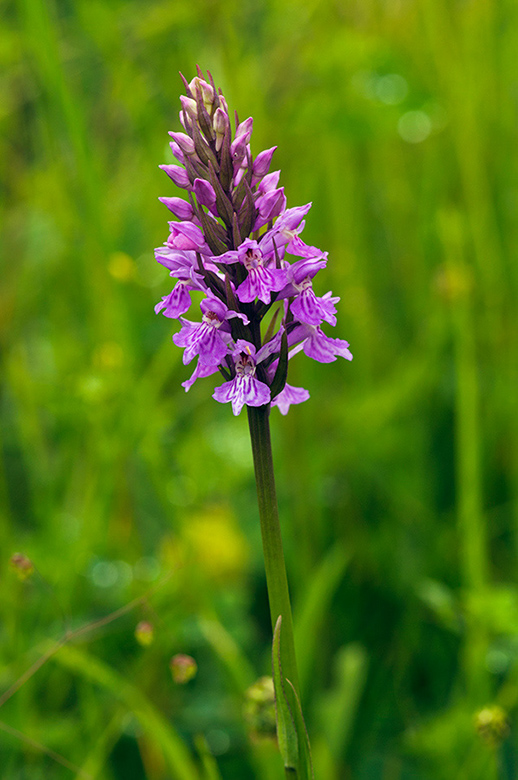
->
[1,0,517,777]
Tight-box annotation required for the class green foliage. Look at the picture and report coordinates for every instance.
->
[272,618,299,773]
[1,0,518,777]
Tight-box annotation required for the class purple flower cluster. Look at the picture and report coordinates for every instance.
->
[154,68,352,416]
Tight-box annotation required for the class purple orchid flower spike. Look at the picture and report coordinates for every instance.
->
[152,72,354,770]
[153,68,352,415]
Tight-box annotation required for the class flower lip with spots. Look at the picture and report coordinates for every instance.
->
[213,341,271,416]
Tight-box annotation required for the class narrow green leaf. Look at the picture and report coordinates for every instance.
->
[286,679,315,780]
[272,617,299,771]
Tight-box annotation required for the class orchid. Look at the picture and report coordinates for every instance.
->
[152,68,353,778]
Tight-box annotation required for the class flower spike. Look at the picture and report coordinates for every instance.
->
[153,69,352,414]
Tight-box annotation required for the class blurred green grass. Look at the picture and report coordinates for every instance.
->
[1,0,518,777]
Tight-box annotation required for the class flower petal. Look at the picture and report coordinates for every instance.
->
[272,384,310,415]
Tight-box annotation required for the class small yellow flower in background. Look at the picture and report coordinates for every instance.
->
[170,654,197,684]
[9,553,34,581]
[434,263,473,302]
[94,341,124,370]
[108,251,136,282]
[184,504,249,582]
[475,705,510,747]
[135,620,154,646]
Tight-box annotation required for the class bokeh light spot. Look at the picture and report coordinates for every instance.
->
[376,74,408,105]
[398,111,432,143]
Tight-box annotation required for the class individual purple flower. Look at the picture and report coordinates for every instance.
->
[291,288,339,327]
[154,281,194,319]
[213,341,271,416]
[283,257,339,326]
[173,296,248,366]
[154,261,205,318]
[235,239,287,304]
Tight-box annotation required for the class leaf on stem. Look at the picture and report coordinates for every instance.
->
[285,679,315,780]
[272,616,299,772]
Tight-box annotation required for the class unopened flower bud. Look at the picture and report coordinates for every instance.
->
[159,165,191,189]
[252,146,277,180]
[253,188,286,230]
[135,620,154,646]
[159,197,194,220]
[167,221,207,252]
[193,178,216,208]
[188,76,214,111]
[180,95,198,120]
[170,654,197,684]
[218,94,229,115]
[169,142,185,165]
[475,705,510,747]
[235,116,253,142]
[168,132,196,155]
[230,135,249,167]
[213,107,229,151]
[10,553,34,580]
[257,170,281,196]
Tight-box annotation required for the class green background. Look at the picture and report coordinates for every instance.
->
[1,0,517,777]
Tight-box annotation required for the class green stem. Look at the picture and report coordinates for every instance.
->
[247,404,300,697]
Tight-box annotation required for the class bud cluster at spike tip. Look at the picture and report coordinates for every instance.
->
[154,67,352,416]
